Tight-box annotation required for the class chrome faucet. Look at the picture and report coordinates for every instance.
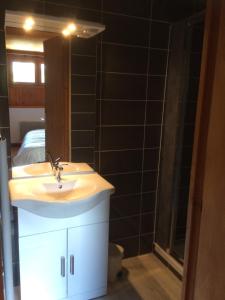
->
[56,165,63,189]
[47,152,64,188]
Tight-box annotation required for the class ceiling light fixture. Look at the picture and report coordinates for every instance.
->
[23,17,35,32]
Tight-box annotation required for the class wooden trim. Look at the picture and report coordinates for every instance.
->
[7,49,44,57]
[182,0,221,299]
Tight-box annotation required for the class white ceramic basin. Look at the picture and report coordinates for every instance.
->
[12,162,94,179]
[9,173,114,218]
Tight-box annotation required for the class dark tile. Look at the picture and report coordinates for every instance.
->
[71,95,96,112]
[5,0,45,14]
[71,55,96,75]
[0,65,8,97]
[71,75,96,94]
[145,125,161,148]
[141,212,154,234]
[109,215,140,240]
[95,71,101,99]
[178,167,191,188]
[0,11,4,28]
[191,24,204,52]
[149,49,168,75]
[101,73,147,100]
[100,149,142,174]
[148,76,165,100]
[143,148,159,170]
[151,0,195,22]
[189,52,202,77]
[187,77,200,101]
[184,102,197,124]
[0,98,9,127]
[146,101,163,124]
[101,43,148,74]
[0,32,6,65]
[111,236,139,258]
[71,113,95,130]
[71,37,96,56]
[46,0,101,10]
[182,124,195,146]
[142,192,156,213]
[103,0,151,18]
[71,147,94,162]
[71,130,94,147]
[142,170,157,192]
[94,151,100,172]
[44,3,100,22]
[104,172,142,196]
[101,126,144,150]
[101,101,145,125]
[151,0,170,21]
[180,146,193,167]
[150,21,170,49]
[140,234,154,254]
[102,13,149,46]
[95,127,100,151]
[110,194,141,219]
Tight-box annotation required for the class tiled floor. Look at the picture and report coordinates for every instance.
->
[99,254,182,300]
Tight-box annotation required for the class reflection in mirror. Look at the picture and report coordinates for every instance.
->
[6,27,61,167]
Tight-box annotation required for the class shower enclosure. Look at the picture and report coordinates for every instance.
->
[155,13,204,267]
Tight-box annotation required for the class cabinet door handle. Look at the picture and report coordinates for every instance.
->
[70,255,75,275]
[61,256,65,277]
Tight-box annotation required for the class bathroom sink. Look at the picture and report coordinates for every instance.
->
[9,173,115,218]
[12,162,94,179]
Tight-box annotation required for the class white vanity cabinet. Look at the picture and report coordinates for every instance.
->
[18,198,110,300]
[19,230,68,300]
[67,223,108,299]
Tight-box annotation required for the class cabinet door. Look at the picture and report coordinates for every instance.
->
[68,223,108,297]
[19,230,67,300]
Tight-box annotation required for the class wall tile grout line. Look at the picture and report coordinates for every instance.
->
[97,71,167,77]
[44,0,170,23]
[71,54,96,58]
[101,40,170,50]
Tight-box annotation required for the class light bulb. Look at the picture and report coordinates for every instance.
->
[62,28,70,37]
[68,23,77,33]
[23,17,35,32]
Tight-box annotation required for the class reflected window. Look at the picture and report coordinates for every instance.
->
[12,61,35,83]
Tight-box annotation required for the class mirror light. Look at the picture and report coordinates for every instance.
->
[68,23,77,33]
[62,23,77,37]
[62,28,70,37]
[23,17,35,32]
[6,10,106,38]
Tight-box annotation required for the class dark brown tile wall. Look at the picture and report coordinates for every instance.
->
[93,4,170,258]
[2,0,170,262]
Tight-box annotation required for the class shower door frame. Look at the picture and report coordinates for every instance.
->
[182,0,225,298]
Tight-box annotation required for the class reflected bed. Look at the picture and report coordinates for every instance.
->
[13,129,45,166]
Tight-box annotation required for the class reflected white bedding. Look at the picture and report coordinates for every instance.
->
[13,129,45,166]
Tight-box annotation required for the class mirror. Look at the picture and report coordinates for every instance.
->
[6,27,57,166]
[5,11,104,167]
